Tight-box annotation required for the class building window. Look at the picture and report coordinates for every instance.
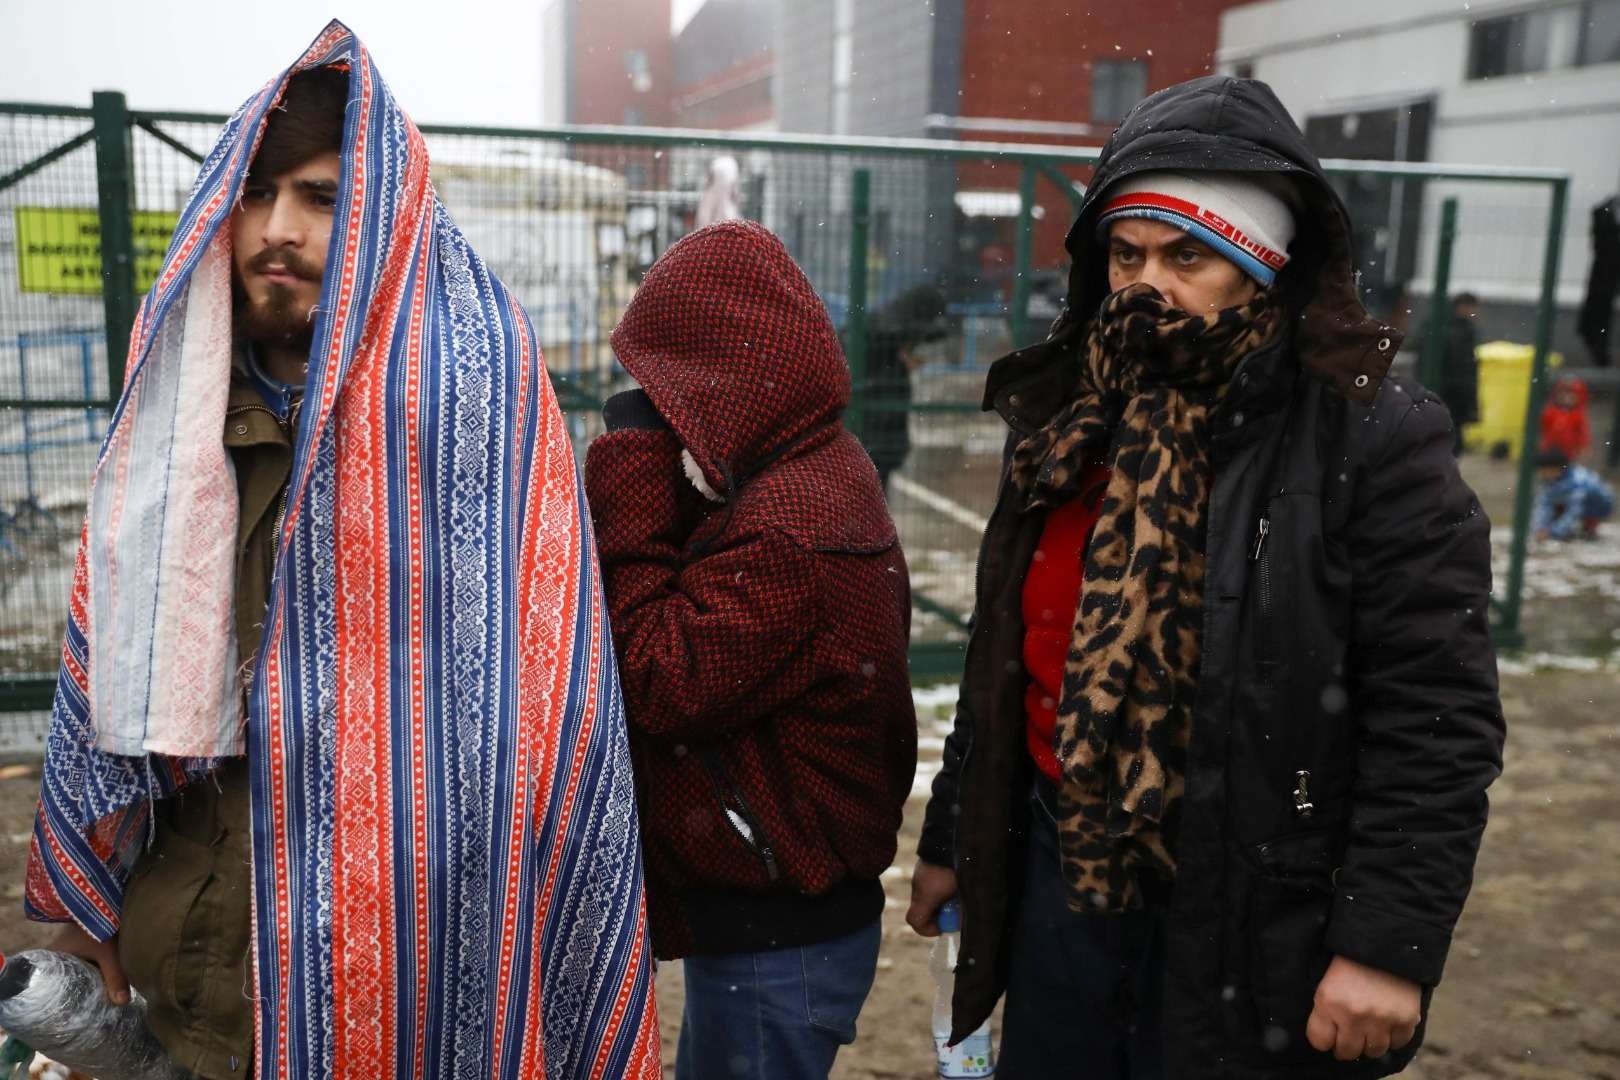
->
[625,49,652,93]
[623,107,645,126]
[1467,0,1617,78]
[1092,60,1148,123]
[1582,0,1620,64]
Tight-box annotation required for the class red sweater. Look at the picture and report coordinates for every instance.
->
[1021,463,1111,781]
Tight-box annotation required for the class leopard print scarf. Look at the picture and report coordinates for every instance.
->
[1011,282,1283,912]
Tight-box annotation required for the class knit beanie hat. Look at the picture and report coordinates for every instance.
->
[1096,171,1297,285]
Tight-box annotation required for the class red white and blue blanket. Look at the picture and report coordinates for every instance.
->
[25,21,660,1078]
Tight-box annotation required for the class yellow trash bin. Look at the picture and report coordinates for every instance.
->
[1463,341,1562,458]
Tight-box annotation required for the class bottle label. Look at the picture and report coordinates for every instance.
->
[936,1031,995,1078]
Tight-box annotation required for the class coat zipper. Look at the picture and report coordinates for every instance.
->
[270,398,301,553]
[697,750,781,882]
[1292,769,1315,818]
[1250,515,1276,681]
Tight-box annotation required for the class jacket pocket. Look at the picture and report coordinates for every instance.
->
[697,748,782,883]
[1247,830,1338,1064]
[117,819,216,1015]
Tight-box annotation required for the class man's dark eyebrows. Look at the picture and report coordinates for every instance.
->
[1108,236,1143,254]
[295,178,340,195]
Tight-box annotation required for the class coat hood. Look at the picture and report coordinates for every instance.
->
[989,75,1401,413]
[610,220,851,492]
[1550,374,1589,409]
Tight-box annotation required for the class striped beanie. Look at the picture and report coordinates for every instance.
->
[1096,171,1296,285]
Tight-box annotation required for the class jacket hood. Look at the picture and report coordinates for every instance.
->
[610,220,851,491]
[1550,374,1589,408]
[989,76,1401,413]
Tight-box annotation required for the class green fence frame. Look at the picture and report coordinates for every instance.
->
[0,101,1572,706]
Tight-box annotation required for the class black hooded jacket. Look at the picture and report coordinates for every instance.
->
[918,77,1505,1078]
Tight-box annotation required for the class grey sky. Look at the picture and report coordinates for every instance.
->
[0,2,549,125]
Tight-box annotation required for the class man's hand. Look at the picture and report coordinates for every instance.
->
[47,922,130,1006]
[1306,955,1421,1061]
[905,860,958,938]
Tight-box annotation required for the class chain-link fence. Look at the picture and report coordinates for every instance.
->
[0,97,1573,733]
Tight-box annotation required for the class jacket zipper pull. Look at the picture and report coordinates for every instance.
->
[757,838,781,882]
[1293,770,1314,818]
[1250,517,1271,562]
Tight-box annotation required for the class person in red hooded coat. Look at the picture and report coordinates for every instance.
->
[584,220,918,1080]
[1540,375,1592,462]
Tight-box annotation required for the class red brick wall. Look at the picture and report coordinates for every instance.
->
[569,0,675,126]
[957,0,1247,269]
[673,53,774,130]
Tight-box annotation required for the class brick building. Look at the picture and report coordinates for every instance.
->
[544,0,675,127]
[774,0,1249,293]
[672,0,777,131]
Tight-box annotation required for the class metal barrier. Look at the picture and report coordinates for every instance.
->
[0,95,1571,713]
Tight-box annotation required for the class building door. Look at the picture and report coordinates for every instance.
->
[1304,98,1434,321]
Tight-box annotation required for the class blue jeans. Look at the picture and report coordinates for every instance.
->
[676,918,881,1080]
[998,788,1168,1080]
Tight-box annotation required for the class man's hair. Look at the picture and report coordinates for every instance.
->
[252,67,348,180]
[874,283,951,349]
[1536,448,1570,470]
[1453,291,1480,308]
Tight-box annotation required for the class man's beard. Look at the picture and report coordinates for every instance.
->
[237,283,317,354]
[236,244,322,355]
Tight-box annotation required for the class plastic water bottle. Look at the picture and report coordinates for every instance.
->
[0,949,184,1080]
[931,900,994,1078]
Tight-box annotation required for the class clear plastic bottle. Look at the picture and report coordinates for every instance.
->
[931,900,995,1078]
[0,949,184,1080]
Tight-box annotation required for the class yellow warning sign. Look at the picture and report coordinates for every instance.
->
[14,207,181,295]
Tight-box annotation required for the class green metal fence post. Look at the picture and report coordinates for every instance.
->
[1418,197,1459,390]
[1010,163,1037,348]
[92,91,137,393]
[846,168,871,437]
[1498,177,1568,647]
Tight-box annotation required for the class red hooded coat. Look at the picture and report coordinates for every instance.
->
[584,221,917,959]
[1540,376,1591,460]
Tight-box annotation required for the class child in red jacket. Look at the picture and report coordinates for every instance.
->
[1540,375,1592,461]
[584,221,917,1080]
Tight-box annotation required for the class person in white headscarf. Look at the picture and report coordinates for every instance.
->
[695,155,742,229]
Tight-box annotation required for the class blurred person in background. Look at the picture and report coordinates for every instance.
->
[1577,195,1617,368]
[857,283,952,494]
[907,75,1503,1080]
[1436,291,1481,455]
[1534,448,1615,542]
[1540,375,1593,463]
[695,154,742,229]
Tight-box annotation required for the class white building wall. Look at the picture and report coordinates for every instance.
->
[1219,0,1620,307]
[539,0,567,126]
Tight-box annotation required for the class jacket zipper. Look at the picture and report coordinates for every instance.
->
[270,399,301,554]
[697,750,781,882]
[1250,515,1276,681]
[1292,769,1315,818]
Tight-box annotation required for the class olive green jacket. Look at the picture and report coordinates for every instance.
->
[117,370,292,1079]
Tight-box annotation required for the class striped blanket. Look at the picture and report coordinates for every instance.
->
[24,21,660,1079]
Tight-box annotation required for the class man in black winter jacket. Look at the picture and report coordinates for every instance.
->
[905,76,1504,1079]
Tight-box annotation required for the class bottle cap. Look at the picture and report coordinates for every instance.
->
[937,899,961,934]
